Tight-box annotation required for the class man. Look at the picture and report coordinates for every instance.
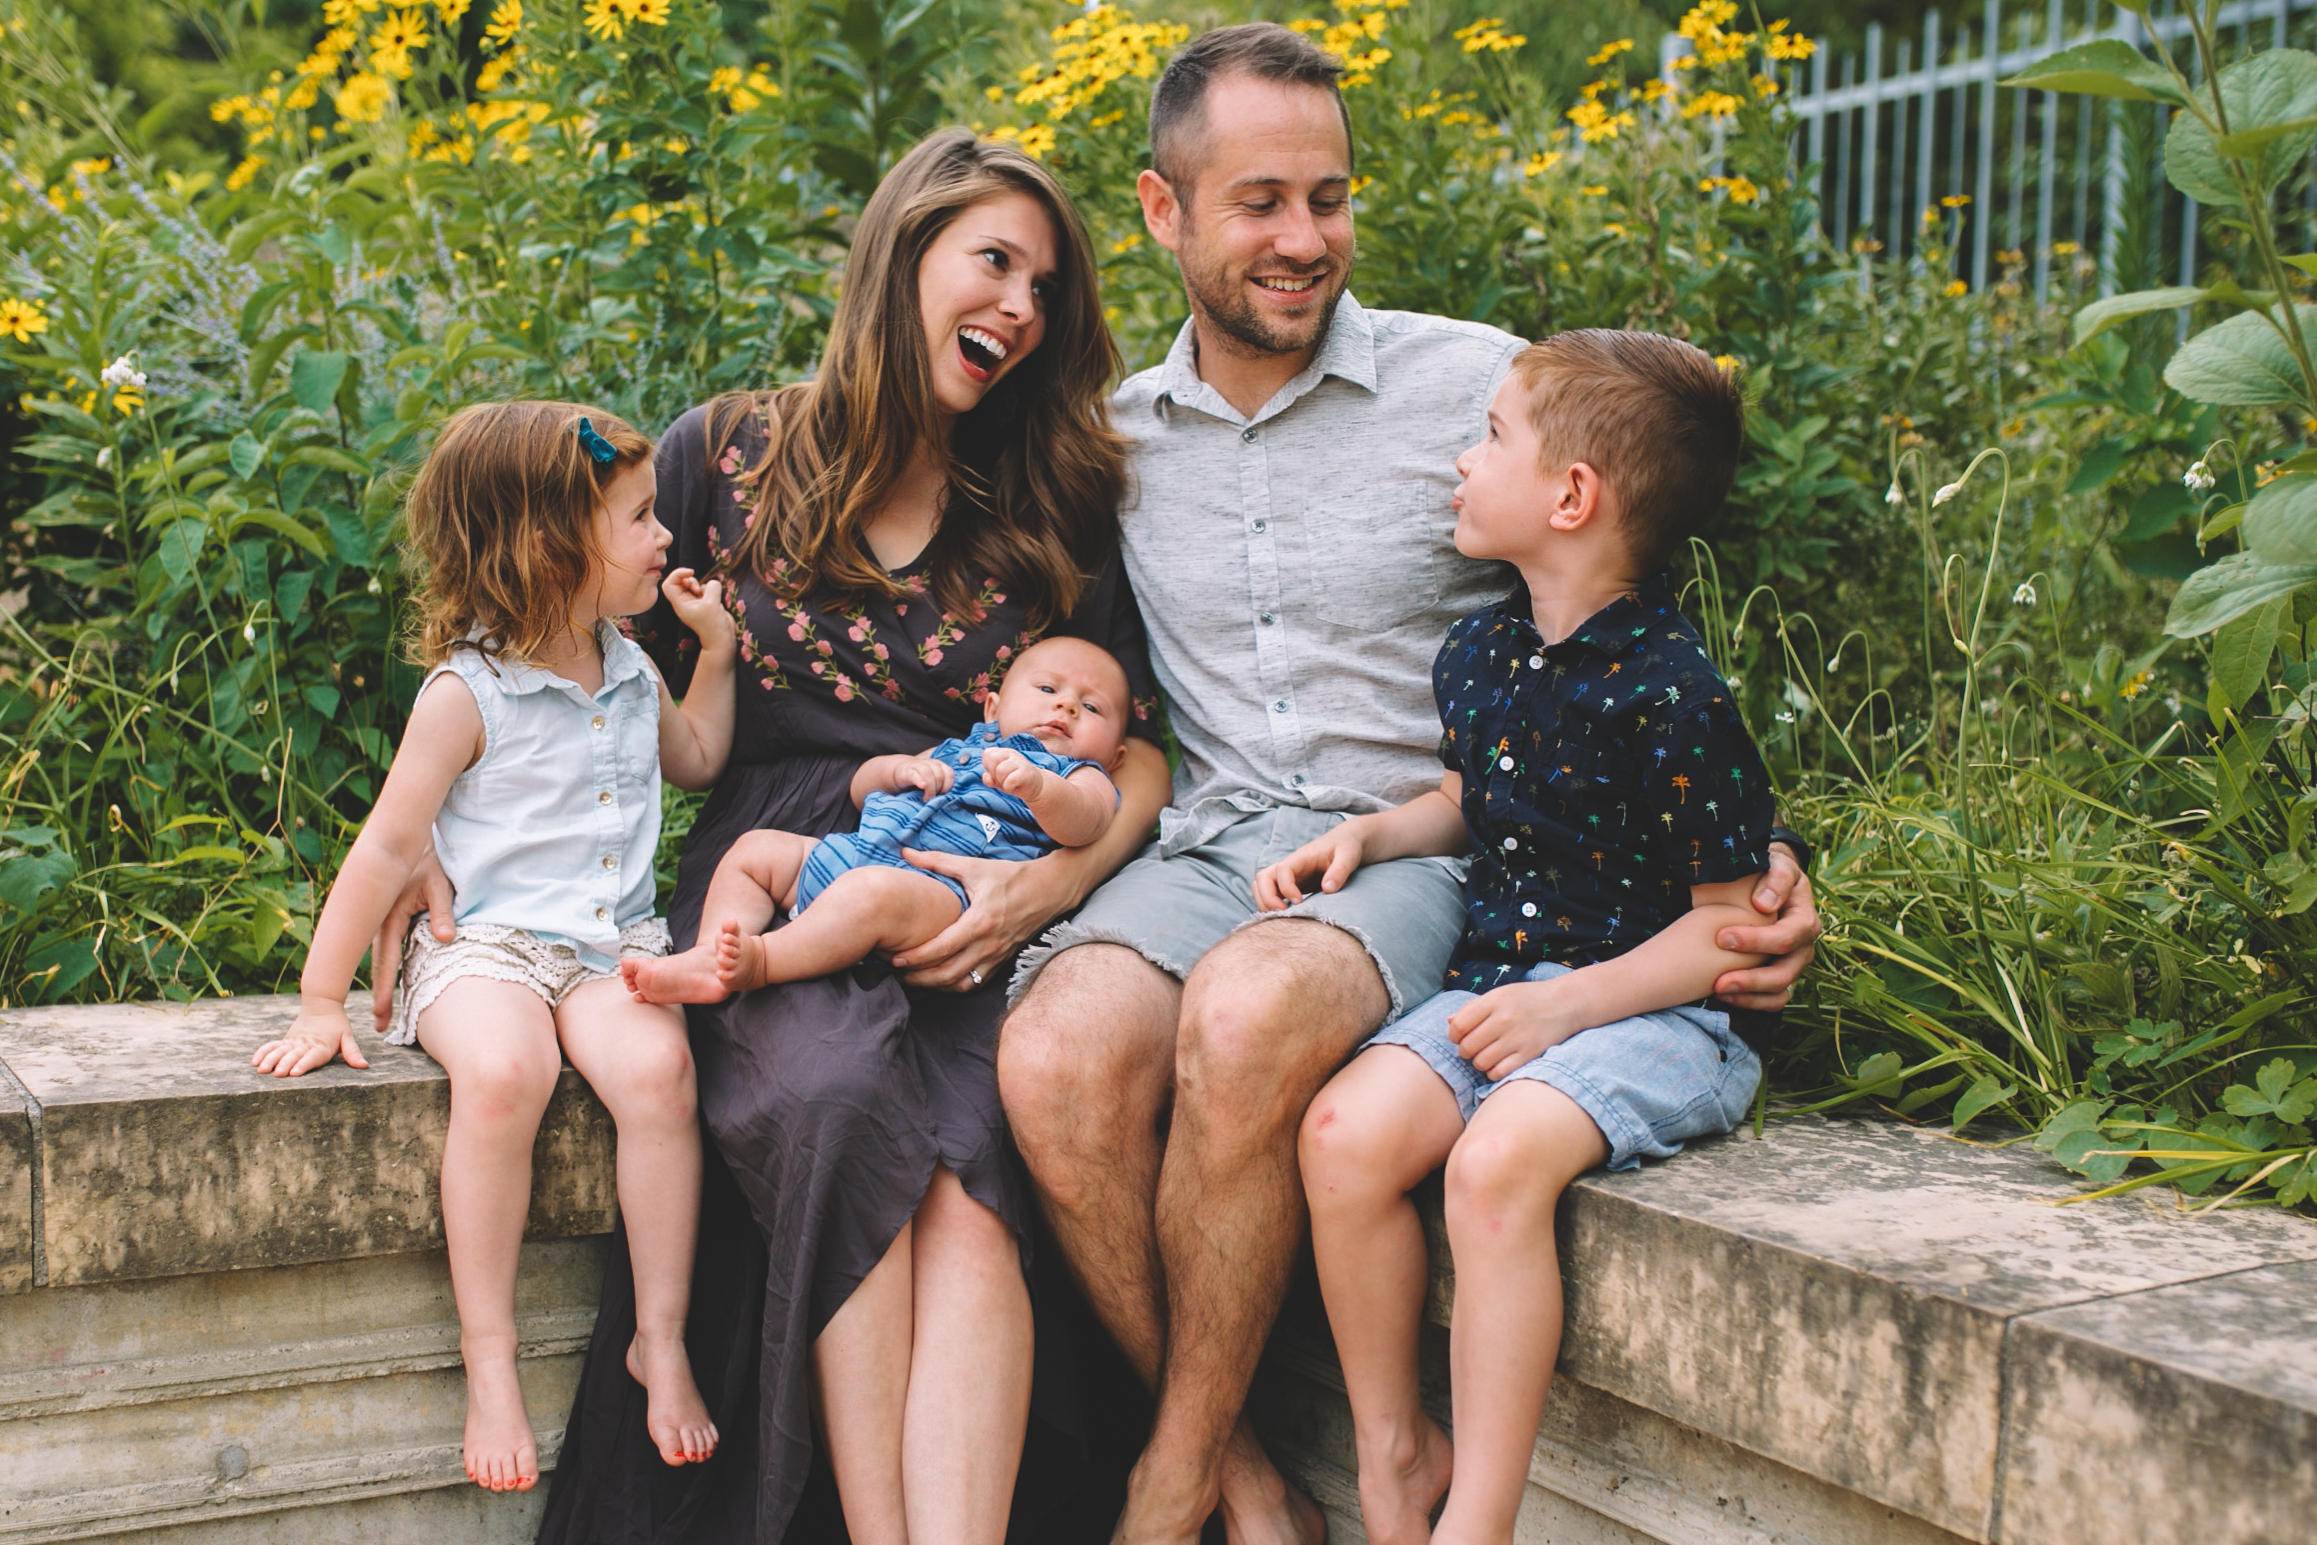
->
[998,23,1820,1545]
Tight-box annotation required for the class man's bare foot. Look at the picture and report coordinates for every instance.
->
[622,946,728,1005]
[1219,1422,1329,1545]
[461,1354,539,1493]
[712,918,779,994]
[627,1332,719,1466]
[1110,1451,1218,1545]
[1351,1414,1450,1545]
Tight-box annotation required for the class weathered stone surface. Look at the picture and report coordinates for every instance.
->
[1998,1257,2317,1545]
[1421,1114,2317,1540]
[0,993,615,1286]
[0,1058,32,1295]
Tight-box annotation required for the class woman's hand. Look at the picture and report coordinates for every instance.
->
[890,848,1080,991]
[369,847,458,1034]
[1708,844,1820,1011]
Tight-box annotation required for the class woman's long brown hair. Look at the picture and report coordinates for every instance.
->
[711,129,1126,629]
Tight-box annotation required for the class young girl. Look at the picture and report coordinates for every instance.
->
[252,401,736,1494]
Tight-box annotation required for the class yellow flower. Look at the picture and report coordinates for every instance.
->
[1585,37,1633,67]
[1764,20,1815,60]
[476,51,520,93]
[1639,77,1669,102]
[70,157,111,178]
[435,0,471,19]
[1523,150,1563,176]
[1581,183,1608,196]
[632,0,669,23]
[323,0,383,24]
[482,0,520,47]
[2052,239,2080,257]
[581,0,631,41]
[335,71,393,123]
[1943,279,1968,297]
[1940,193,1971,208]
[368,10,429,77]
[226,155,267,191]
[1752,73,1778,97]
[1566,98,1634,143]
[1348,174,1373,196]
[0,297,47,344]
[1700,174,1759,203]
[1682,90,1741,119]
[1109,232,1142,255]
[1454,18,1526,53]
[1713,354,1740,372]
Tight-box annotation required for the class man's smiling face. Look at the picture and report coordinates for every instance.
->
[1153,72,1355,359]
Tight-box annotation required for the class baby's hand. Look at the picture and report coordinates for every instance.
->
[891,757,955,797]
[252,997,372,1078]
[1445,982,1580,1082]
[662,568,734,655]
[980,747,1047,799]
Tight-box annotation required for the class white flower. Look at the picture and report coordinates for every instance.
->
[242,622,257,643]
[2184,461,2216,492]
[1933,481,1963,506]
[367,575,382,594]
[1885,481,1903,506]
[2013,582,2037,605]
[1825,655,1842,674]
[1774,710,1796,724]
[95,446,111,470]
[99,353,146,392]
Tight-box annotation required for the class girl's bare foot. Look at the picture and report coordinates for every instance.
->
[627,1333,719,1466]
[622,947,729,1005]
[461,1354,540,1493]
[712,919,779,994]
[1352,1414,1451,1545]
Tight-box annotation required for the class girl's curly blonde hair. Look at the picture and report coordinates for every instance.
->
[404,401,653,667]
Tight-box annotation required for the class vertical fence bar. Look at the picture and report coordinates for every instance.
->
[1918,10,1942,251]
[2009,5,2031,253]
[2098,10,2133,294]
[1953,19,1972,238]
[1862,24,1883,244]
[2075,91,2093,254]
[2035,0,2062,300]
[1975,0,2001,286]
[1807,40,1828,178]
[1892,37,1914,259]
[1834,51,1854,252]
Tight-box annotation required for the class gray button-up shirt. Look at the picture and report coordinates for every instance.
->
[1116,295,1524,855]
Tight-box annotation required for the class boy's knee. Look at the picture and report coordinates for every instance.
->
[1444,1121,1561,1229]
[1297,1088,1384,1190]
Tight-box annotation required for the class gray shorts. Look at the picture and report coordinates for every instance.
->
[1009,806,1467,1018]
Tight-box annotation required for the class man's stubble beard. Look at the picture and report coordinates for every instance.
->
[1176,209,1354,359]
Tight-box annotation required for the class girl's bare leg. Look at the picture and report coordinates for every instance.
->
[901,1168,1033,1545]
[718,866,963,992]
[1431,1080,1609,1545]
[415,978,565,1494]
[625,830,816,1003]
[556,978,717,1467]
[815,1214,917,1545]
[1300,1048,1467,1545]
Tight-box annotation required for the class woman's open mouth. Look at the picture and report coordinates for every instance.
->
[957,326,1009,383]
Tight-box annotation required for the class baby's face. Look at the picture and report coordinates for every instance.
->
[991,639,1129,767]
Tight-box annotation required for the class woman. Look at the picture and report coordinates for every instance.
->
[531,130,1171,1542]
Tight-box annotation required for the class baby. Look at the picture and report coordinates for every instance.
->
[624,634,1128,1002]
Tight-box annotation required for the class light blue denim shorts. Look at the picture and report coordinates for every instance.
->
[1366,961,1762,1170]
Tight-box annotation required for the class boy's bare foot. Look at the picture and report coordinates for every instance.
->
[712,919,779,994]
[461,1354,539,1493]
[627,1332,719,1466]
[1351,1414,1450,1545]
[621,947,729,1005]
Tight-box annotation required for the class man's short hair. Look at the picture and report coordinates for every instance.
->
[1508,330,1745,569]
[1148,23,1350,191]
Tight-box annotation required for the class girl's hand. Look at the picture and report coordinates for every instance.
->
[662,569,734,656]
[980,747,1046,799]
[892,757,955,797]
[1253,826,1366,911]
[253,998,372,1078]
[1446,982,1580,1082]
[890,848,1073,990]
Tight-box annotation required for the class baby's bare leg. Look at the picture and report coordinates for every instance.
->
[718,865,964,991]
[625,831,818,1004]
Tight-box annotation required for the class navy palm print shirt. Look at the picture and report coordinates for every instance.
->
[1435,572,1775,994]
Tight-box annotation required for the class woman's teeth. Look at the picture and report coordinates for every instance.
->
[959,327,1009,368]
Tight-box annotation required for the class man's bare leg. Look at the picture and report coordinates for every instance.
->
[1119,919,1390,1545]
[999,943,1182,1386]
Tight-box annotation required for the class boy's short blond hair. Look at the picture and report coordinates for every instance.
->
[1508,330,1744,568]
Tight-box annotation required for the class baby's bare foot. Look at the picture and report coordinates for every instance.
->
[461,1354,539,1493]
[627,1333,719,1467]
[623,946,730,1005]
[712,919,778,994]
[1351,1414,1450,1545]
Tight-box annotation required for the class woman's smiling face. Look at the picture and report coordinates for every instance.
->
[917,188,1059,419]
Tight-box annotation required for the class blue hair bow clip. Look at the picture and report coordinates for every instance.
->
[575,417,619,467]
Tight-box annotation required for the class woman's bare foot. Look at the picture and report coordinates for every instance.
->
[461,1354,539,1493]
[622,946,728,1005]
[712,919,779,994]
[1352,1414,1451,1545]
[627,1333,719,1466]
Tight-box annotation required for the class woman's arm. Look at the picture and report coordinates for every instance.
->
[891,735,1169,989]
[253,677,484,1075]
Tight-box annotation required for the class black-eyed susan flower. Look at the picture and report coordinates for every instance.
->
[0,297,47,345]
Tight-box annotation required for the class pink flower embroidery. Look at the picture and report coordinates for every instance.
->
[924,648,943,665]
[872,643,889,660]
[847,624,865,642]
[834,682,854,702]
[788,622,806,641]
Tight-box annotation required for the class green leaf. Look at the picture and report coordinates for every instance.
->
[2166,550,2317,635]
[280,444,370,477]
[23,935,98,1000]
[289,349,351,414]
[2166,52,2317,207]
[155,518,208,585]
[302,683,341,717]
[2066,438,2130,494]
[2217,112,2317,156]
[0,848,75,914]
[2222,1058,2317,1123]
[2120,481,2195,542]
[1952,1075,2018,1132]
[2000,39,2185,104]
[325,505,374,567]
[2286,254,2317,278]
[2163,306,2317,408]
[2072,286,2208,346]
[228,432,264,481]
[2244,471,2317,564]
[2208,595,2288,714]
[1849,1050,1904,1093]
[227,508,329,558]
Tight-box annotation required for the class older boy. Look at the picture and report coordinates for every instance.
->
[1259,330,1771,1545]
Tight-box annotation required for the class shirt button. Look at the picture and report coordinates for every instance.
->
[1528,656,1545,671]
[1522,902,1538,917]
[1251,519,1268,534]
[601,855,617,870]
[1241,427,1257,442]
[1502,836,1518,851]
[591,715,606,730]
[598,790,613,805]
[1291,773,1306,786]
[1259,611,1276,626]
[595,906,609,921]
[1499,756,1514,771]
[1273,700,1290,714]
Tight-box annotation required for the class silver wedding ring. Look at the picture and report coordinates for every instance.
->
[968,968,985,986]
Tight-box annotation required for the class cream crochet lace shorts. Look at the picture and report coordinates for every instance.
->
[384,916,672,1045]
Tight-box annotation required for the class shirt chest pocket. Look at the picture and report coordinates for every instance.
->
[1293,492,1444,630]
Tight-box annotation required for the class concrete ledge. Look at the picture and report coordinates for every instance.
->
[1253,1113,2317,1545]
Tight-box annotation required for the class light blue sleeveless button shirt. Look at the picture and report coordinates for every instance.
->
[425,620,662,971]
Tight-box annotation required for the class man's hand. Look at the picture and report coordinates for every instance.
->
[980,746,1047,800]
[1252,825,1367,911]
[891,757,955,798]
[370,848,457,1034]
[1446,982,1580,1081]
[253,997,372,1078]
[1710,843,1819,1011]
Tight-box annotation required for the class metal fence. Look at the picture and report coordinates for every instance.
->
[1667,0,2317,302]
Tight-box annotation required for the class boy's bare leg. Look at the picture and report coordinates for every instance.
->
[624,830,815,1003]
[722,865,963,990]
[1432,1081,1608,1545]
[415,978,565,1493]
[1120,919,1388,1545]
[557,979,718,1467]
[1300,1048,1467,1545]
